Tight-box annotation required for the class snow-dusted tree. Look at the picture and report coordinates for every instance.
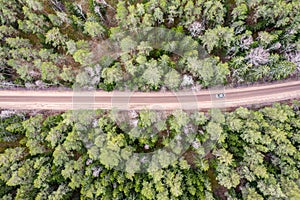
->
[188,21,204,37]
[246,47,270,66]
[286,51,300,71]
[181,74,194,87]
[240,34,253,50]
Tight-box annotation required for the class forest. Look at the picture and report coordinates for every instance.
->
[0,0,299,91]
[0,102,300,199]
[1,0,300,199]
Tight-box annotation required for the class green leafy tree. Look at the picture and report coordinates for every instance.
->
[206,121,223,142]
[0,0,20,24]
[41,62,60,84]
[24,0,43,11]
[101,64,123,87]
[60,67,75,83]
[164,69,181,90]
[201,26,234,53]
[242,185,264,200]
[139,110,157,128]
[120,36,138,53]
[53,145,70,167]
[73,49,92,65]
[142,65,162,90]
[203,0,226,25]
[141,181,155,199]
[18,6,48,34]
[45,27,67,48]
[270,61,296,80]
[84,21,106,37]
[169,110,189,133]
[48,184,72,200]
[5,37,32,49]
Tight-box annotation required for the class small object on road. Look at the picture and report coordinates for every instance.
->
[216,93,225,98]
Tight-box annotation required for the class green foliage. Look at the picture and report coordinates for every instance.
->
[224,102,300,199]
[18,6,49,34]
[41,62,60,83]
[169,110,189,133]
[0,112,25,142]
[83,21,106,37]
[0,1,300,198]
[203,0,226,25]
[1,102,300,199]
[142,60,162,90]
[101,64,123,88]
[0,0,298,90]
[0,0,20,25]
[45,28,67,48]
[164,69,181,90]
[73,49,92,65]
[5,37,32,49]
[201,26,235,53]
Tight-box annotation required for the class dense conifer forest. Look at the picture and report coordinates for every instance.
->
[0,0,299,90]
[1,0,300,199]
[0,102,300,199]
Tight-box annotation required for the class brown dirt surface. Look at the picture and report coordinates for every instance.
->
[0,80,299,111]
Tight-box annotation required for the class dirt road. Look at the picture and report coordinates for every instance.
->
[0,81,300,111]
